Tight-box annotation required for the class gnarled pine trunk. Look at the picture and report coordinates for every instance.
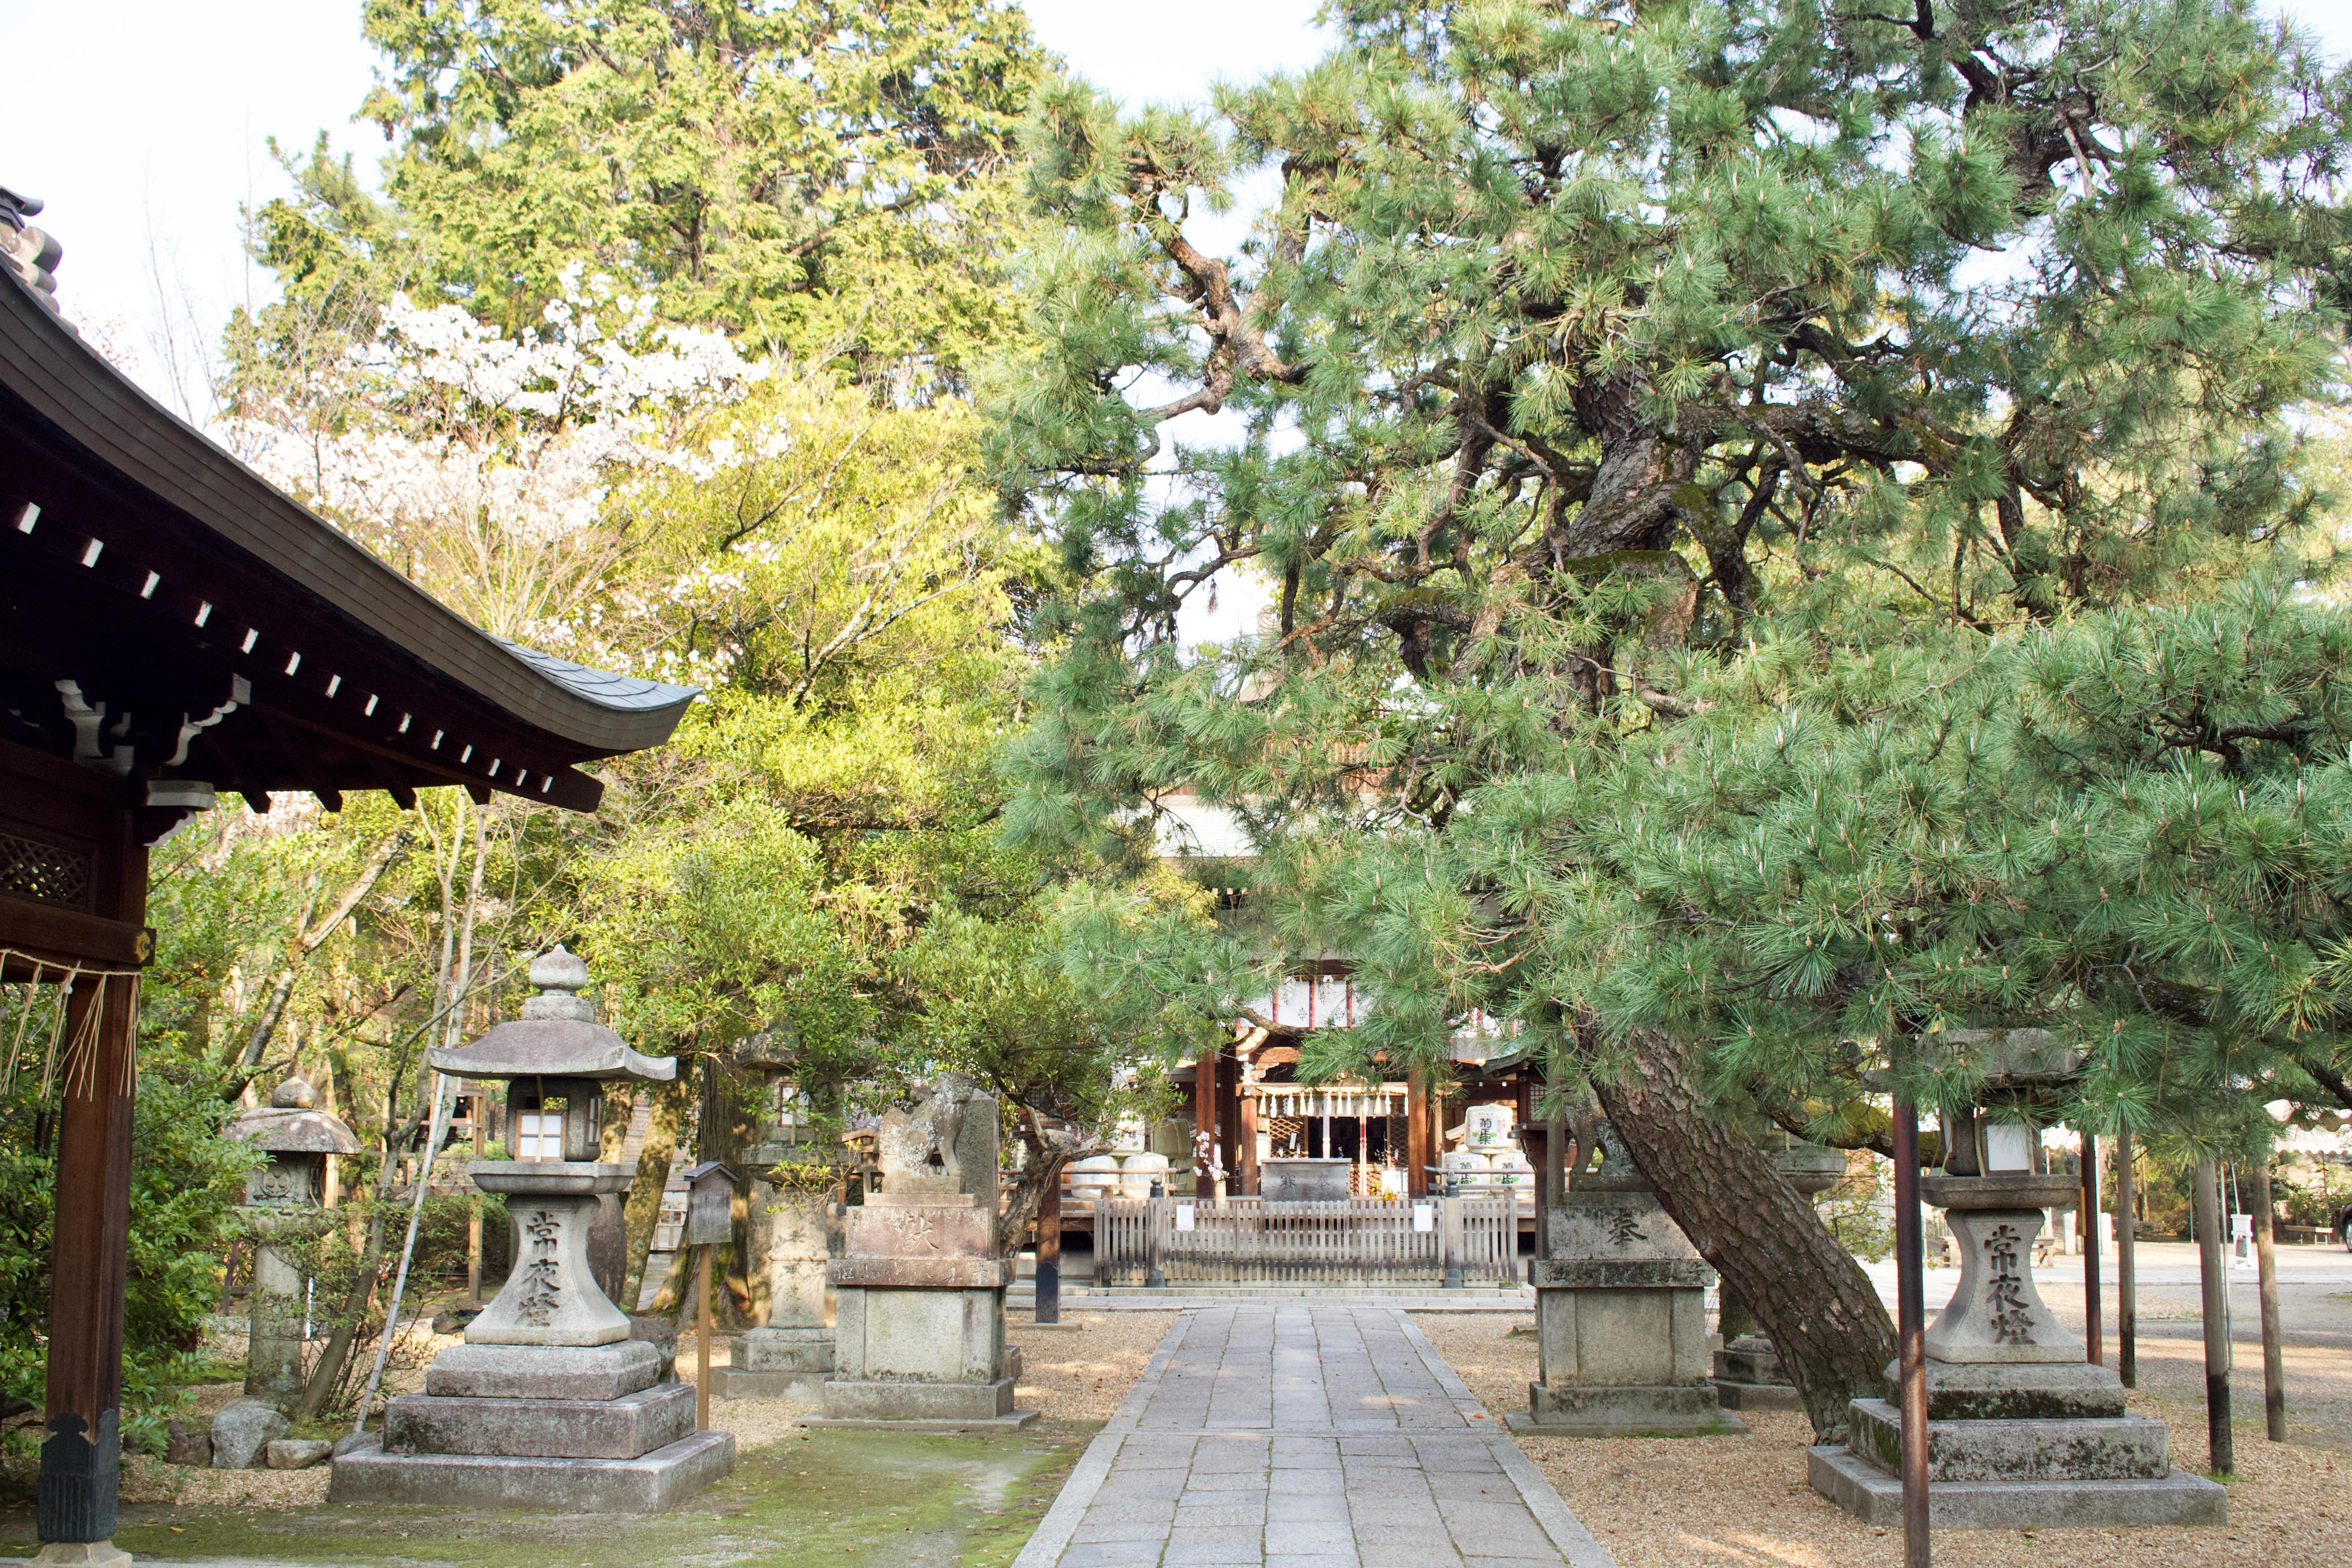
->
[1592,1029,1895,1438]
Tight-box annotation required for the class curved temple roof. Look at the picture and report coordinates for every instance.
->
[0,262,698,812]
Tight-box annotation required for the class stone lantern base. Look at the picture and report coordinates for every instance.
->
[330,1162,735,1512]
[1505,1258,1747,1437]
[1811,1186,2224,1528]
[1711,1335,1806,1412]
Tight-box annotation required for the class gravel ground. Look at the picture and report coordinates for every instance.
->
[1007,1311,1177,1427]
[1418,1312,2352,1568]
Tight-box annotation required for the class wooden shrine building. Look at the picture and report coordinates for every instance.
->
[0,202,694,1556]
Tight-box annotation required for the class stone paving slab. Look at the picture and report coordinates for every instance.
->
[1013,1305,1616,1568]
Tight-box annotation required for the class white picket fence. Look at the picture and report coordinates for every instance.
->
[1091,1195,1522,1286]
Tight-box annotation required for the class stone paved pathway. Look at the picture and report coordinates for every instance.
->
[1014,1305,1616,1568]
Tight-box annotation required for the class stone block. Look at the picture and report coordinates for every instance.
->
[265,1438,333,1470]
[210,1398,287,1470]
[627,1314,679,1382]
[710,1366,828,1400]
[1808,1443,2226,1529]
[830,1256,1008,1288]
[1544,1191,1705,1263]
[1883,1356,2129,1421]
[331,1432,375,1459]
[1514,1383,1747,1436]
[833,1285,1007,1385]
[845,1200,993,1259]
[425,1339,660,1401]
[163,1418,211,1467]
[467,1191,631,1347]
[820,1375,1018,1422]
[383,1382,694,1460]
[1535,1282,1712,1389]
[1714,1336,1783,1385]
[24,1543,131,1567]
[1712,1378,1804,1412]
[1844,1397,2171,1482]
[736,1326,834,1374]
[1925,1207,2082,1365]
[329,1429,736,1513]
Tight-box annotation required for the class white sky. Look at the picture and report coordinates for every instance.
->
[2,0,2344,641]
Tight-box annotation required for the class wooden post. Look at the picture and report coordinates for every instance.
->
[1407,1073,1426,1196]
[1194,1043,1218,1197]
[41,968,138,1549]
[2116,1128,2137,1388]
[1441,1195,1462,1289]
[1035,1172,1062,1325]
[1239,1085,1261,1197]
[2081,1130,2101,1367]
[2194,1156,2233,1474]
[695,1241,713,1432]
[2252,1160,2285,1442]
[1892,1092,1929,1568]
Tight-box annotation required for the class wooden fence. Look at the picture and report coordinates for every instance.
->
[1091,1196,1522,1286]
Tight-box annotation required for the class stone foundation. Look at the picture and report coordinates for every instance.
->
[1711,1334,1803,1412]
[1807,1445,2226,1530]
[330,1430,736,1513]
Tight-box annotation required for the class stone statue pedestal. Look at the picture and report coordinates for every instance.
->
[715,1189,839,1400]
[804,1082,1033,1432]
[1811,1174,2224,1528]
[1508,1181,1744,1438]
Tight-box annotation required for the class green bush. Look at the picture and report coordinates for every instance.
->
[0,1016,253,1453]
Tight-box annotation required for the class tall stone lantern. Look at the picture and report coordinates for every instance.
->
[330,949,736,1512]
[226,1077,360,1407]
[1811,1028,2225,1527]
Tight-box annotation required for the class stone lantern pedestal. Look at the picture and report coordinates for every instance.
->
[1508,1130,1743,1437]
[1810,1172,2226,1527]
[804,1078,1033,1431]
[331,950,733,1512]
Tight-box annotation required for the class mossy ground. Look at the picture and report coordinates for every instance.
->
[0,1423,1089,1567]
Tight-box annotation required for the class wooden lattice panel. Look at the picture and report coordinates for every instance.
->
[0,830,90,910]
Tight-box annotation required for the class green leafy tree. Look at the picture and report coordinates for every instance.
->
[993,0,2352,1431]
[252,0,1048,383]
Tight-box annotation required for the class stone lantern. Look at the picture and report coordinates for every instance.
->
[1811,1029,2225,1527]
[225,1077,359,1408]
[331,948,735,1512]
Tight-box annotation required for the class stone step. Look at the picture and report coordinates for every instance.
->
[1809,1443,2226,1529]
[383,1382,694,1461]
[1843,1396,2172,1482]
[330,1428,735,1514]
[425,1339,661,1402]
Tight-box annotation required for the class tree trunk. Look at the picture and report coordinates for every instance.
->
[1592,1029,1897,1439]
[621,1079,686,1310]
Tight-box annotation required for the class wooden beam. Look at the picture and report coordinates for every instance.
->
[1407,1070,1430,1198]
[0,897,151,968]
[257,712,344,814]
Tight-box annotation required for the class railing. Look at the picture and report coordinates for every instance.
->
[1091,1195,1522,1286]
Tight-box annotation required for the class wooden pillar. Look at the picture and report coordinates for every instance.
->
[1891,1089,1929,1568]
[41,969,138,1546]
[1406,1071,1430,1197]
[1239,1086,1260,1197]
[1215,1052,1239,1194]
[1193,1044,1219,1197]
[1035,1173,1062,1324]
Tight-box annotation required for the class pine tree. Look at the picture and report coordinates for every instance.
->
[993,0,2352,1431]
